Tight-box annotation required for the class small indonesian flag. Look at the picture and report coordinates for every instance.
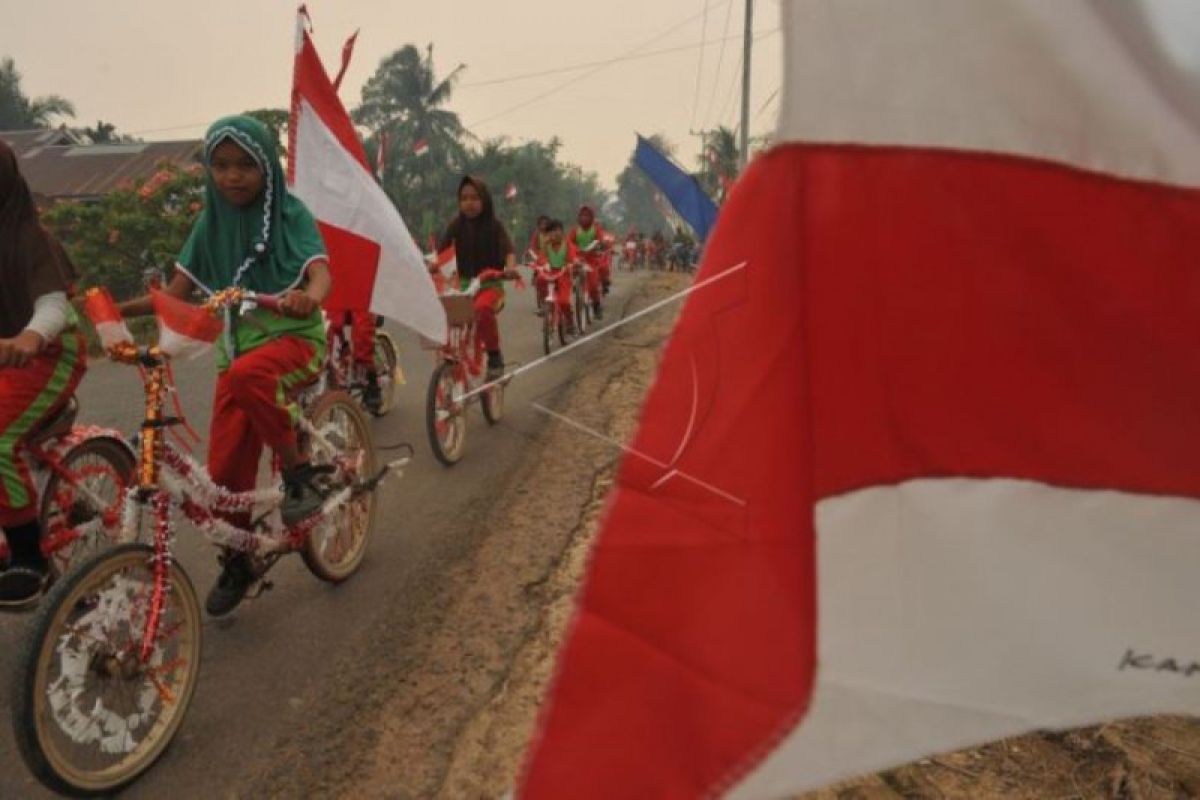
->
[504,182,518,200]
[429,244,456,293]
[81,287,133,350]
[152,289,222,359]
[375,130,387,181]
[412,138,429,157]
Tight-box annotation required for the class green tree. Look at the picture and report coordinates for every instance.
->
[696,126,739,201]
[243,107,289,155]
[0,57,75,130]
[355,44,468,243]
[42,162,204,301]
[463,137,610,250]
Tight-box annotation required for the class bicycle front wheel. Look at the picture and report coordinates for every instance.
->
[426,361,467,466]
[302,390,377,583]
[13,543,201,797]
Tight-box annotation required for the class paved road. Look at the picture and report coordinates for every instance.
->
[0,269,650,798]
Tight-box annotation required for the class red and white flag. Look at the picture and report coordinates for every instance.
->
[81,288,133,350]
[427,244,457,294]
[151,288,222,359]
[412,138,429,158]
[430,244,456,281]
[504,181,518,200]
[520,1,1200,797]
[375,130,387,181]
[288,6,446,344]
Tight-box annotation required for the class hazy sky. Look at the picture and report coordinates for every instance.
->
[2,0,783,189]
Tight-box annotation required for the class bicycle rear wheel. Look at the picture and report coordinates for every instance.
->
[40,436,136,580]
[302,390,377,582]
[426,361,467,466]
[370,330,400,417]
[13,543,201,797]
[542,310,553,355]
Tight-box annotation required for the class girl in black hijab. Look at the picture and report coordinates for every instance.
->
[438,176,518,375]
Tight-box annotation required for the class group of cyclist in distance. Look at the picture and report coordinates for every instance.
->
[0,112,618,615]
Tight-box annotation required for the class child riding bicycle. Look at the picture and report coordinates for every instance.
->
[0,140,87,606]
[117,115,333,616]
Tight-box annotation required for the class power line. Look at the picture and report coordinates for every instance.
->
[689,0,710,130]
[466,0,732,131]
[755,84,780,121]
[702,0,736,128]
[459,29,774,90]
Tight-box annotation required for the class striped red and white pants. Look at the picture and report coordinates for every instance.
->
[0,331,86,527]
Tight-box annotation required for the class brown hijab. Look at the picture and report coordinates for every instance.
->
[0,140,74,337]
[438,176,513,280]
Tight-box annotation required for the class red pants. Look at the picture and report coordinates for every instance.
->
[207,336,323,495]
[474,288,505,352]
[350,311,376,368]
[551,272,573,317]
[0,331,86,527]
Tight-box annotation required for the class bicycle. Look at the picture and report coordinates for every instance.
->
[425,269,520,466]
[12,287,409,796]
[532,263,573,356]
[324,311,402,417]
[578,239,608,321]
[0,395,135,601]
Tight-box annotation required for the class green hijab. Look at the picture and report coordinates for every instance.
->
[177,115,325,295]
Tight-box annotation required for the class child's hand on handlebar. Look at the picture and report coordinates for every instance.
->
[0,331,45,368]
[503,267,522,280]
[280,290,319,319]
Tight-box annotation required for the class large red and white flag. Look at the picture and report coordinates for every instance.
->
[520,1,1200,797]
[288,6,445,344]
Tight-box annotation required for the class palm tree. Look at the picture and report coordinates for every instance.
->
[0,57,75,130]
[355,44,467,171]
[354,44,468,239]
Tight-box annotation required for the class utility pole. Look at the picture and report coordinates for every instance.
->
[739,0,753,169]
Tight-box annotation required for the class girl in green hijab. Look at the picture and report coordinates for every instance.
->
[119,114,334,616]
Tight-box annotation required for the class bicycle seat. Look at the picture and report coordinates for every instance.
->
[26,397,79,447]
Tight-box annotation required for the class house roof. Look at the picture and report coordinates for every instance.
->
[1,129,202,201]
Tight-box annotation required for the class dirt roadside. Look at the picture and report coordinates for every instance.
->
[251,270,1200,800]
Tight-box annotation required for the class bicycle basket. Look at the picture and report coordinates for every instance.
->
[441,295,476,327]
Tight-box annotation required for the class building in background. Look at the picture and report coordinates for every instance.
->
[1,127,201,203]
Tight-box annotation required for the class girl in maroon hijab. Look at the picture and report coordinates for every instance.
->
[0,140,86,606]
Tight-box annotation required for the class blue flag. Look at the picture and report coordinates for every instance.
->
[634,135,719,241]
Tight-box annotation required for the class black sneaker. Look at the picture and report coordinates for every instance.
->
[205,552,257,617]
[0,563,48,609]
[281,463,335,528]
[593,301,603,320]
[361,371,383,415]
